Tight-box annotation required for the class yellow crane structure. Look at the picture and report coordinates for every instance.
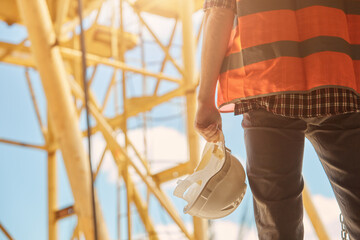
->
[0,0,330,239]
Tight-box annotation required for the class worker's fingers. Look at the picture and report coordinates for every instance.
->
[196,123,216,139]
[217,121,222,131]
[205,124,219,137]
[195,119,215,130]
[194,103,222,142]
[207,129,222,143]
[196,123,222,143]
[197,121,217,131]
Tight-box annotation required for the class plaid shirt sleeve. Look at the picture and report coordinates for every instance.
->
[203,0,236,13]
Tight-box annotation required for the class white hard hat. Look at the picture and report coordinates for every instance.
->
[173,134,247,219]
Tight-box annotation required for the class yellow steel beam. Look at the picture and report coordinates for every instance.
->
[104,136,193,239]
[180,0,207,239]
[132,0,204,18]
[94,146,108,181]
[60,0,104,37]
[101,70,117,112]
[303,184,330,240]
[71,223,80,240]
[60,24,138,58]
[88,64,98,87]
[119,24,131,235]
[55,206,76,220]
[0,0,104,26]
[0,138,47,150]
[122,169,159,240]
[47,116,57,240]
[152,162,191,185]
[132,9,185,76]
[0,42,34,67]
[69,77,125,167]
[46,0,56,22]
[25,69,47,137]
[73,76,152,176]
[55,0,71,36]
[60,47,182,83]
[127,138,151,176]
[0,42,181,83]
[125,166,132,240]
[107,86,194,130]
[116,179,121,240]
[0,41,180,83]
[0,39,26,62]
[111,0,119,60]
[196,17,204,47]
[0,222,14,240]
[125,151,194,239]
[15,0,109,239]
[70,79,193,239]
[0,0,20,24]
[74,64,99,119]
[153,20,178,96]
[181,0,199,172]
[81,84,196,137]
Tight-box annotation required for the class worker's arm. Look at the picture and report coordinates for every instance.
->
[195,8,235,142]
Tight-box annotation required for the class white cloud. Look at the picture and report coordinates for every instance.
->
[131,222,193,240]
[133,195,341,240]
[149,195,341,240]
[89,126,191,183]
[211,221,258,240]
[304,195,342,240]
[207,195,342,240]
[133,221,256,240]
[132,126,188,172]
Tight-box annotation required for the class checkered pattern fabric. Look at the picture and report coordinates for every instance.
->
[234,88,360,118]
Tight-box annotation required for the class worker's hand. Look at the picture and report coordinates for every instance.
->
[195,102,222,143]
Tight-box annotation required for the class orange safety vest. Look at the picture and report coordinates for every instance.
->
[217,0,360,112]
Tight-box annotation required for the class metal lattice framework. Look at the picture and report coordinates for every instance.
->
[0,0,330,239]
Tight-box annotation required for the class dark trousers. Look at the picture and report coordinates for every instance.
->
[242,109,360,240]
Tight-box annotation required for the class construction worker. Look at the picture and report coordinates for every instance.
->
[195,0,360,239]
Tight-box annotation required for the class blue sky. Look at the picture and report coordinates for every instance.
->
[0,4,341,240]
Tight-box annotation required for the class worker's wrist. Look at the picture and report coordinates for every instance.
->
[197,96,216,109]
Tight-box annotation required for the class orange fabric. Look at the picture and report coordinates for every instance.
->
[232,10,299,51]
[217,5,360,112]
[353,61,360,84]
[229,7,349,53]
[227,27,241,54]
[347,15,360,44]
[218,53,360,110]
[296,7,349,42]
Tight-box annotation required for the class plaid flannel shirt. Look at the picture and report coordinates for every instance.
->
[204,0,360,118]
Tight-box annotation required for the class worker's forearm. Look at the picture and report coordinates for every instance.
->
[198,8,235,106]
